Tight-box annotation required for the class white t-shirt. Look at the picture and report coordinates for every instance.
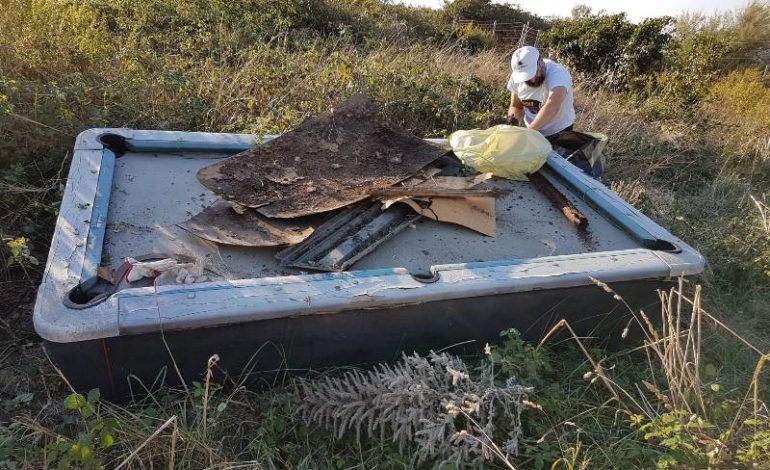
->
[506,59,575,137]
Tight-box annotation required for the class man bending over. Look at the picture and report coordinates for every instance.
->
[506,46,575,138]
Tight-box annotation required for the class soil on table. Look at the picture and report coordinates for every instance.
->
[197,94,449,219]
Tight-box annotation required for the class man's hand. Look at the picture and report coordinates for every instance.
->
[527,86,567,132]
[508,93,524,126]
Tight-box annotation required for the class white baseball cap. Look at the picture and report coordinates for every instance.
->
[511,46,540,83]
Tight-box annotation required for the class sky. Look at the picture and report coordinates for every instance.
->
[394,0,751,22]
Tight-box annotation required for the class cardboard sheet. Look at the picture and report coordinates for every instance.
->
[178,200,316,247]
[399,197,497,236]
[197,95,448,218]
[379,172,497,236]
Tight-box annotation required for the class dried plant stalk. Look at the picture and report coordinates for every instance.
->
[298,351,532,468]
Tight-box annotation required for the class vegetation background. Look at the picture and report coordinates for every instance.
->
[0,0,769,468]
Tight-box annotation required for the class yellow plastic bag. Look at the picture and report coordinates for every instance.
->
[449,125,551,180]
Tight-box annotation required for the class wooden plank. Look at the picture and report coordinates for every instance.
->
[530,171,588,230]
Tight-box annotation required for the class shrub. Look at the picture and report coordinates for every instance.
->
[299,351,532,468]
[543,3,770,114]
[733,3,770,59]
[455,24,496,53]
[442,0,549,30]
[648,23,734,112]
[703,68,770,166]
[541,13,672,92]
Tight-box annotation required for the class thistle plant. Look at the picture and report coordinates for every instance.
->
[298,351,533,468]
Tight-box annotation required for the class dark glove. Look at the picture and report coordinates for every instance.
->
[506,115,519,126]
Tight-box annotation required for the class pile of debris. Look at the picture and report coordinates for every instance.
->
[178,95,499,272]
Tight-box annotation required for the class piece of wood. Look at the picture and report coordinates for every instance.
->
[529,171,588,230]
[416,172,494,190]
[379,172,495,207]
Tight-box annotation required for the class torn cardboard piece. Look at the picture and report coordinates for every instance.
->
[371,187,496,198]
[178,200,316,247]
[398,197,497,237]
[378,172,497,236]
[197,94,449,218]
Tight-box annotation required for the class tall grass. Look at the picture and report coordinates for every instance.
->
[4,281,768,469]
[537,280,770,468]
[1,0,770,468]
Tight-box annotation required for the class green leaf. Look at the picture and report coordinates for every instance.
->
[710,383,721,392]
[81,403,94,419]
[99,433,115,449]
[102,418,119,430]
[80,445,92,461]
[630,414,645,426]
[64,393,85,410]
[87,389,100,404]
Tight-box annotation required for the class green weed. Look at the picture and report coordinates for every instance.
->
[46,390,117,470]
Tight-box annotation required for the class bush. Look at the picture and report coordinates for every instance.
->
[650,3,770,113]
[455,24,495,52]
[647,24,734,112]
[442,0,549,30]
[543,2,770,114]
[703,69,770,167]
[541,13,672,92]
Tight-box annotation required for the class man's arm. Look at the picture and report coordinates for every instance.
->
[527,86,567,131]
[507,93,524,124]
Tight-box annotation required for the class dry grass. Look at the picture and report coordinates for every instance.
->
[540,278,770,461]
[2,1,770,468]
[3,278,769,469]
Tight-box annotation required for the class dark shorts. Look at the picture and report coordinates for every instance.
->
[545,124,574,143]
